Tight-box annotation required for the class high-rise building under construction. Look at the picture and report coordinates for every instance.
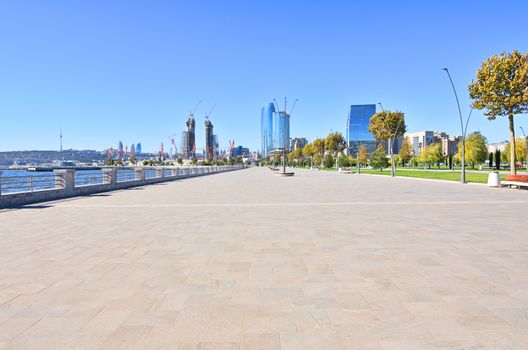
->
[181,116,196,159]
[205,118,214,160]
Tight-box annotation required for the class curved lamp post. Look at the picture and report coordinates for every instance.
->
[520,126,528,174]
[443,68,472,184]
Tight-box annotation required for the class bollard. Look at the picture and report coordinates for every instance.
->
[54,169,75,191]
[134,168,145,182]
[487,171,500,187]
[102,168,117,185]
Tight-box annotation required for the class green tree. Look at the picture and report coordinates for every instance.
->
[455,132,488,169]
[429,143,445,168]
[468,51,528,174]
[191,157,197,165]
[504,137,528,165]
[177,158,183,165]
[323,154,334,168]
[129,155,137,165]
[419,143,444,168]
[337,154,350,168]
[370,145,389,171]
[495,149,501,170]
[358,145,368,166]
[398,138,413,166]
[488,153,494,168]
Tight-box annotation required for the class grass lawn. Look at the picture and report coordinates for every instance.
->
[355,169,507,184]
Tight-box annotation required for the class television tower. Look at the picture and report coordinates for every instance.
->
[60,128,63,160]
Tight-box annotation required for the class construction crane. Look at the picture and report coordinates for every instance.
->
[189,100,201,118]
[228,139,235,157]
[205,104,216,120]
[170,138,178,159]
[290,99,299,115]
[167,133,179,159]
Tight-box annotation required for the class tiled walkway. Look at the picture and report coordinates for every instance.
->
[1,167,528,349]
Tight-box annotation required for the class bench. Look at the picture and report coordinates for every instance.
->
[501,181,528,189]
[501,175,528,189]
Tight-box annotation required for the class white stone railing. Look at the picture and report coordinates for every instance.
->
[0,165,244,208]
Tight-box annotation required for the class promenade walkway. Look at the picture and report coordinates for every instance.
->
[1,167,528,349]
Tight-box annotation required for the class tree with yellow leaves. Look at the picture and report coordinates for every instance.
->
[469,51,528,174]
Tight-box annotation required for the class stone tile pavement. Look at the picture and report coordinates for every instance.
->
[1,167,528,349]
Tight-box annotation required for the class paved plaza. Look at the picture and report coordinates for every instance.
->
[1,167,528,349]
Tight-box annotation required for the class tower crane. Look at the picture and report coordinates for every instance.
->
[189,100,201,118]
[205,104,216,120]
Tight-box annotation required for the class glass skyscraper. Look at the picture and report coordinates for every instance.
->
[273,111,290,152]
[346,104,377,154]
[260,103,275,156]
[261,102,291,155]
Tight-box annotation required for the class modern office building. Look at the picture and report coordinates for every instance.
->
[404,131,435,155]
[403,131,459,156]
[205,118,214,160]
[232,145,250,157]
[273,111,290,152]
[291,137,308,151]
[434,132,459,156]
[261,103,275,157]
[346,104,377,154]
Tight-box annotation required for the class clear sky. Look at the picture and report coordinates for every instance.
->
[1,0,527,153]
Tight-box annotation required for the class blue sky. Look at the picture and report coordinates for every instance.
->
[1,0,527,153]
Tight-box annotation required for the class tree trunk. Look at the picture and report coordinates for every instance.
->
[509,114,517,174]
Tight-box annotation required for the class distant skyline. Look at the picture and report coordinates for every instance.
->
[1,1,528,152]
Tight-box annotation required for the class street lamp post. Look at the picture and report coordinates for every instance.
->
[443,68,472,184]
[520,126,528,174]
[282,118,287,174]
